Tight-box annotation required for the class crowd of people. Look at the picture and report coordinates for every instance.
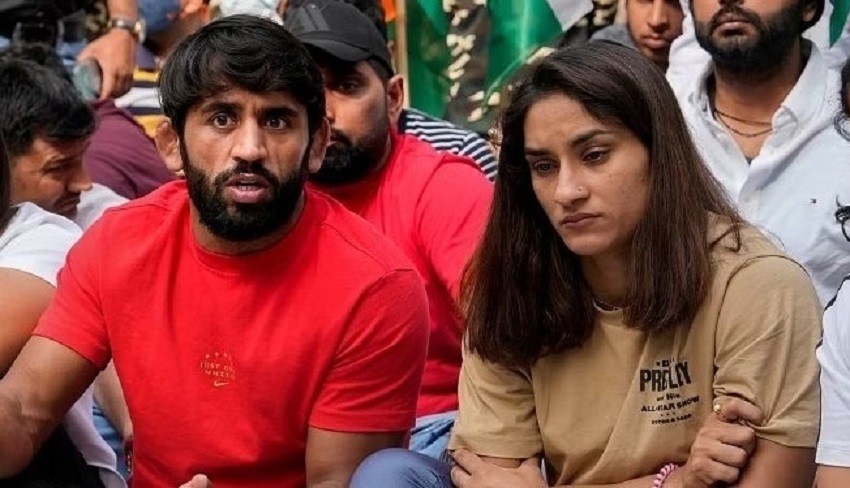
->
[0,0,847,487]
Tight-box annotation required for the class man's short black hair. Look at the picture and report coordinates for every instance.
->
[159,14,326,136]
[0,42,71,83]
[0,58,96,160]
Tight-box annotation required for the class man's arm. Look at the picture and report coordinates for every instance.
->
[78,0,138,99]
[417,157,492,302]
[817,466,850,488]
[0,269,54,374]
[305,428,405,487]
[0,337,100,477]
[93,361,132,441]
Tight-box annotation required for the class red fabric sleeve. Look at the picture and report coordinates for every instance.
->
[33,220,111,369]
[309,269,430,433]
[415,157,493,300]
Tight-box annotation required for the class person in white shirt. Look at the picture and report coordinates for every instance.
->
[815,56,850,488]
[817,272,850,487]
[0,50,131,482]
[667,0,850,304]
[0,136,124,487]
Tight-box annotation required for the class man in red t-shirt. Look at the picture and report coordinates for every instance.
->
[285,0,493,459]
[0,15,430,487]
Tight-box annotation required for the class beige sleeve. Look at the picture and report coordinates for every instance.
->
[714,256,822,448]
[448,347,543,459]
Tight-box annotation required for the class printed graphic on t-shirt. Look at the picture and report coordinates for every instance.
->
[200,351,237,388]
[638,357,701,425]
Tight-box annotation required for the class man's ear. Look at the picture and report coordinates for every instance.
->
[387,74,405,128]
[155,119,184,174]
[802,0,817,24]
[307,118,330,174]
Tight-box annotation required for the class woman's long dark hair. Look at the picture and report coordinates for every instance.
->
[462,42,744,368]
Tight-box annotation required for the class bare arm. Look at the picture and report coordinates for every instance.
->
[732,439,815,487]
[93,361,132,440]
[0,337,100,477]
[0,269,54,374]
[305,427,406,487]
[816,466,850,488]
[79,0,138,98]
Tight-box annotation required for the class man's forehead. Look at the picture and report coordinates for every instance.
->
[197,89,306,112]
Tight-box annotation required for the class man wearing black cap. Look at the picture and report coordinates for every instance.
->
[285,0,493,460]
[281,0,499,181]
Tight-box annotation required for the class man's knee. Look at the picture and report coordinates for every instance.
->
[351,448,452,487]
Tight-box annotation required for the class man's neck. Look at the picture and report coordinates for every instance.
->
[711,41,806,122]
[191,193,305,256]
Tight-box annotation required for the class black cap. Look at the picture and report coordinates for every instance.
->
[284,0,393,75]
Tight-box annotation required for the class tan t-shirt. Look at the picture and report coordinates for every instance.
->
[449,220,822,485]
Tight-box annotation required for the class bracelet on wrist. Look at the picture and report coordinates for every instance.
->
[652,463,679,488]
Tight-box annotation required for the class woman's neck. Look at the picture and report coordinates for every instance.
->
[581,251,631,309]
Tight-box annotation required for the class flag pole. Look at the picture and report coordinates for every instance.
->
[395,0,410,107]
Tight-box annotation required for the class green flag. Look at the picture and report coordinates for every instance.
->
[483,0,592,106]
[832,0,850,45]
[405,0,451,118]
[404,0,591,124]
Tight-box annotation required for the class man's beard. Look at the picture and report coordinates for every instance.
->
[182,142,306,242]
[694,2,802,74]
[309,123,389,186]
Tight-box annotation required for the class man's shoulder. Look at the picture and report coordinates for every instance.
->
[306,188,418,275]
[95,181,187,238]
[395,133,485,175]
[590,23,636,49]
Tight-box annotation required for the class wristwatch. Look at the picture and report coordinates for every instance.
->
[108,17,146,44]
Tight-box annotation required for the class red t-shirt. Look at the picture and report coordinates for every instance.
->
[312,133,493,416]
[34,181,430,487]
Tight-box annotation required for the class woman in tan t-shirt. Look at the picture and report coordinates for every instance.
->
[350,42,822,488]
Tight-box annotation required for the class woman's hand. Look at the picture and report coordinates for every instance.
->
[450,449,547,488]
[667,397,764,488]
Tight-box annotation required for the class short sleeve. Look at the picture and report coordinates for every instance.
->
[33,219,111,369]
[817,280,850,466]
[714,256,822,448]
[0,213,80,286]
[309,269,430,433]
[448,348,542,458]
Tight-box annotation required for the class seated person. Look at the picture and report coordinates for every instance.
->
[281,0,499,180]
[0,15,429,487]
[350,42,822,488]
[591,0,684,70]
[0,137,123,487]
[0,43,172,201]
[285,0,493,459]
[814,55,850,488]
[0,56,127,229]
